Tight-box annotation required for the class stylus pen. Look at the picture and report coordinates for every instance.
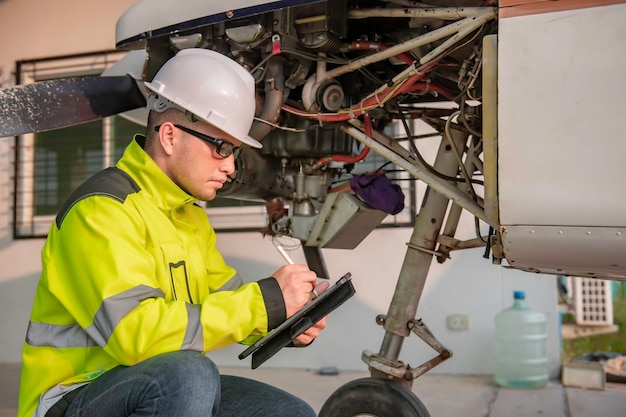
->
[275,244,294,265]
[274,243,318,298]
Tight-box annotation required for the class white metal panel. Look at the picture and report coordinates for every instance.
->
[498,4,626,227]
[116,0,319,46]
[501,225,626,280]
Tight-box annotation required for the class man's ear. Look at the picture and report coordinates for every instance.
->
[157,122,176,156]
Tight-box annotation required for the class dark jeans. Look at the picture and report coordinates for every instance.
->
[62,351,316,417]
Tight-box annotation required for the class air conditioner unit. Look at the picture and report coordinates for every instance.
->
[571,277,614,326]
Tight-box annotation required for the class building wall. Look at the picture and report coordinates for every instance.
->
[0,0,561,377]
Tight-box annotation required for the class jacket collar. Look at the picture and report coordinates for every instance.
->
[117,135,197,211]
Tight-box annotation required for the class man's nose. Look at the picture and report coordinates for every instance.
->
[221,155,236,175]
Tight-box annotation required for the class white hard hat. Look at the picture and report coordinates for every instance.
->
[144,48,262,148]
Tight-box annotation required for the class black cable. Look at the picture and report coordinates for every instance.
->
[482,226,494,258]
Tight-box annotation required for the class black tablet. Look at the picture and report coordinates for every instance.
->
[239,272,355,369]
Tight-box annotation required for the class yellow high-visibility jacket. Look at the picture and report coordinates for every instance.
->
[18,136,286,417]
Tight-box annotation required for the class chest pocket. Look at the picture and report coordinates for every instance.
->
[160,242,195,303]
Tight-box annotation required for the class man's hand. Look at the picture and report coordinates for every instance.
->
[272,264,318,318]
[293,279,330,346]
[293,316,327,346]
[273,265,331,345]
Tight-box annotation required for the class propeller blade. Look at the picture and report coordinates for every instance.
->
[0,75,146,137]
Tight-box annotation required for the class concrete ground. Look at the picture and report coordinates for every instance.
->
[2,363,625,417]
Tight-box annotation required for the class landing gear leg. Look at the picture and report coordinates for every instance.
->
[320,128,473,416]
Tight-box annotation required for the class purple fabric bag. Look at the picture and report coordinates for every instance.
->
[349,173,405,215]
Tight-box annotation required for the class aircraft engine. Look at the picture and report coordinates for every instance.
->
[118,0,493,249]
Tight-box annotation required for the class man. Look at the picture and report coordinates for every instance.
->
[18,48,328,417]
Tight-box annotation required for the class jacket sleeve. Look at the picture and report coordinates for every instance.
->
[198,209,287,330]
[48,196,283,365]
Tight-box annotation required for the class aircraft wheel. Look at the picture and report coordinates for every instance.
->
[318,377,430,417]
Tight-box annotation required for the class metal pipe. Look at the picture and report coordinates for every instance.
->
[341,120,487,223]
[417,15,490,66]
[302,52,328,111]
[382,127,470,341]
[302,8,495,111]
[249,57,288,141]
[378,331,405,360]
[437,139,484,262]
[324,9,496,82]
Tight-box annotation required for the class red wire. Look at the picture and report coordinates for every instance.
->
[283,69,451,123]
[282,52,452,167]
[314,115,372,168]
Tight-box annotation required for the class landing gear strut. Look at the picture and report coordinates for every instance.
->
[321,126,481,416]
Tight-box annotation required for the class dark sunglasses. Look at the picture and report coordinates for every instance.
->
[154,124,242,159]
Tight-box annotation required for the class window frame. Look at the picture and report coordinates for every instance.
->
[13,50,130,238]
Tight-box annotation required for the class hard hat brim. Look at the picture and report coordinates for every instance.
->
[214,125,263,149]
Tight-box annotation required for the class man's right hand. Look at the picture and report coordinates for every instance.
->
[272,264,317,318]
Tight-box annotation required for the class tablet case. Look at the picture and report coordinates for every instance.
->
[239,272,355,369]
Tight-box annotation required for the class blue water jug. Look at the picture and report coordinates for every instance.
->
[495,291,548,388]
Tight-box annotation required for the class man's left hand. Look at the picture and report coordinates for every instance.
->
[293,280,330,346]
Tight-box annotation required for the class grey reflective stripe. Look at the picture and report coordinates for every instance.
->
[26,322,98,348]
[181,303,204,351]
[87,285,165,346]
[214,273,243,292]
[56,167,140,229]
[27,285,165,348]
[35,382,90,417]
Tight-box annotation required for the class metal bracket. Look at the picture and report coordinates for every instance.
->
[407,319,453,379]
[362,317,453,387]
[490,232,503,265]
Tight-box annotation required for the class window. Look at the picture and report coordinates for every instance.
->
[13,50,142,238]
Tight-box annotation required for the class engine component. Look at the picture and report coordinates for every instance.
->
[304,192,388,249]
[218,148,292,201]
[261,119,355,158]
[293,0,348,51]
[317,79,344,112]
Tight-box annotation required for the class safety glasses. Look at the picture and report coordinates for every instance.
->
[154,124,242,159]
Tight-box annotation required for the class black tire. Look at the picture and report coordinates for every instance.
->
[318,377,431,417]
